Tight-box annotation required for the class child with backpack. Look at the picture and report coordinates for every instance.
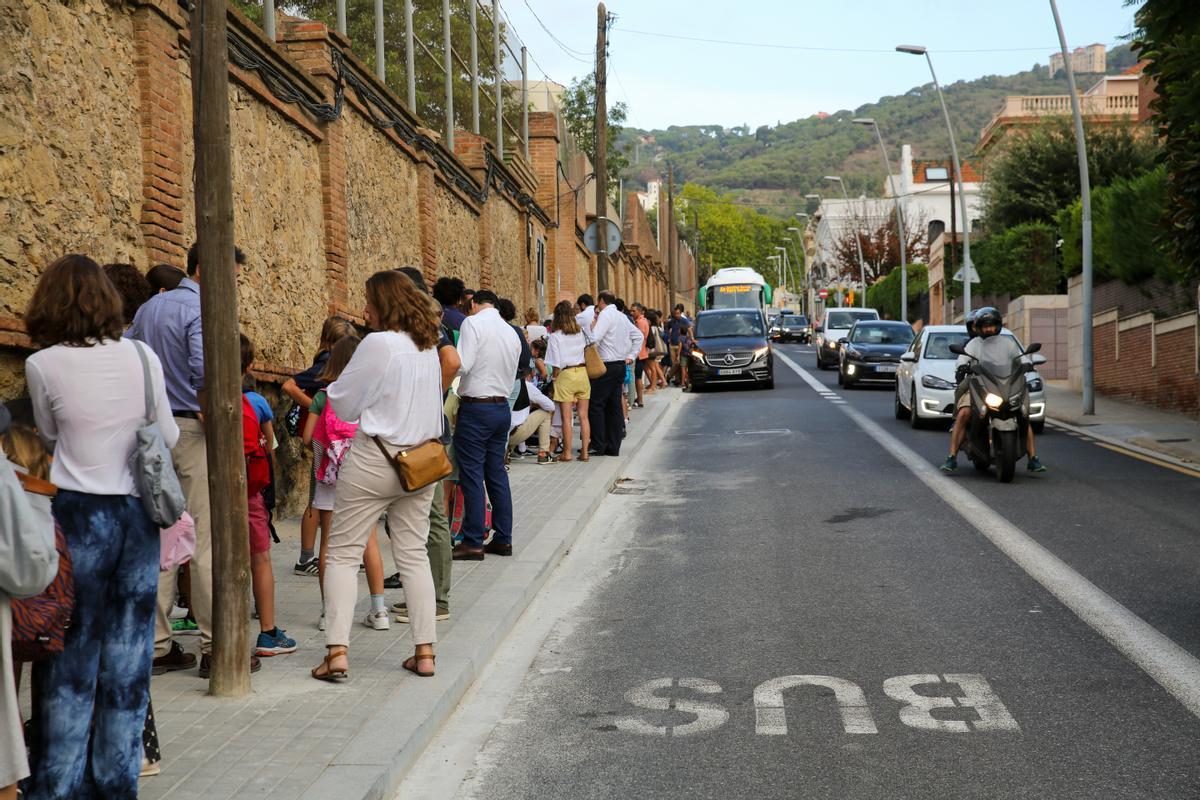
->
[301,336,391,632]
[240,335,296,657]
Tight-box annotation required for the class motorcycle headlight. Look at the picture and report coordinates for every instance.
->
[1026,377,1044,392]
[984,392,1004,410]
[922,374,955,390]
[753,346,769,361]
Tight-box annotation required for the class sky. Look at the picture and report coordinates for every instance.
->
[499,0,1140,131]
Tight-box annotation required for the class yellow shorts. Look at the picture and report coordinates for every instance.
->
[553,366,591,401]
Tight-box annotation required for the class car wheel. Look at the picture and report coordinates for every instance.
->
[1032,420,1044,435]
[894,386,910,420]
[909,384,924,429]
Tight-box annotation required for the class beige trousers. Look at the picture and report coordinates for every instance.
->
[325,430,437,648]
[508,409,552,453]
[155,417,213,656]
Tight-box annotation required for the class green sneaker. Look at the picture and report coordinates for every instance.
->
[171,618,199,635]
[1028,456,1047,473]
[939,455,958,472]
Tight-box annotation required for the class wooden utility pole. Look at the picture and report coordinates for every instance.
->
[594,2,609,291]
[191,0,250,697]
[666,162,675,305]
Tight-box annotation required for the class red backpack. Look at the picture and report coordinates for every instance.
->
[11,474,75,662]
[243,396,271,496]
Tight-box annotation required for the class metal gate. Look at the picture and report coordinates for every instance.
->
[1030,308,1067,379]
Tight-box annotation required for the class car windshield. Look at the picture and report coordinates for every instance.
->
[695,312,764,338]
[850,324,913,344]
[782,317,807,327]
[825,311,874,330]
[922,332,1020,359]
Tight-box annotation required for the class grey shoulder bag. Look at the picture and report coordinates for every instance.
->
[131,341,187,527]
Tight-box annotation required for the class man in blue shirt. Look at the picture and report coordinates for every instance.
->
[663,304,692,387]
[127,242,260,679]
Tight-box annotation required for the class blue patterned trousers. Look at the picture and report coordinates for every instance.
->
[23,490,158,800]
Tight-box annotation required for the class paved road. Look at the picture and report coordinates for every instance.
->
[403,343,1200,799]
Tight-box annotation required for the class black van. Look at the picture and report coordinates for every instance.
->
[688,309,774,391]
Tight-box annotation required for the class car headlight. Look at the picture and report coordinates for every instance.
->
[984,392,1004,410]
[753,346,769,361]
[1026,377,1044,392]
[846,348,862,360]
[826,339,839,349]
[921,374,955,390]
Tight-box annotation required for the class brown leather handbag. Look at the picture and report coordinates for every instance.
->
[373,436,452,492]
[584,341,606,379]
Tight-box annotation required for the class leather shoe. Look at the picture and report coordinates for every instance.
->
[383,572,403,589]
[198,653,262,679]
[452,543,485,561]
[152,641,196,675]
[483,541,512,557]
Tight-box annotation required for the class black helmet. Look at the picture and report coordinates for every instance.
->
[974,306,1003,337]
[964,309,979,338]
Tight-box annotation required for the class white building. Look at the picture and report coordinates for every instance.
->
[811,196,893,283]
[885,144,984,243]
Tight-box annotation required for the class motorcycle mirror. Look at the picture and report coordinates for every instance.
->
[948,343,968,356]
[1030,354,1047,366]
[1024,342,1042,354]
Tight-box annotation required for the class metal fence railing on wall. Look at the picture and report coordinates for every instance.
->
[240,0,529,159]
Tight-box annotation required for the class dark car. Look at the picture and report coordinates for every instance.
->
[773,313,811,343]
[688,308,774,391]
[837,320,915,388]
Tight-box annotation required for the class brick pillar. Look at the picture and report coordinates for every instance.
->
[281,21,350,316]
[417,159,439,279]
[478,196,493,290]
[132,1,187,267]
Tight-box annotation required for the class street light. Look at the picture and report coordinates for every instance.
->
[824,175,867,308]
[773,245,791,301]
[896,43,973,317]
[1048,0,1094,415]
[853,117,909,322]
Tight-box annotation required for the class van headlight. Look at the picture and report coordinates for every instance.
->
[691,349,706,362]
[984,392,1004,410]
[753,346,769,361]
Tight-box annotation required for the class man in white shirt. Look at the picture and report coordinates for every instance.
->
[575,293,596,330]
[453,289,521,559]
[507,377,557,465]
[587,291,643,457]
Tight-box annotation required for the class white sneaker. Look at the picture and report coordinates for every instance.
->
[362,610,390,631]
[317,613,326,631]
[168,604,188,621]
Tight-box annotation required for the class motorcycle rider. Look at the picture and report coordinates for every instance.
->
[940,306,1046,473]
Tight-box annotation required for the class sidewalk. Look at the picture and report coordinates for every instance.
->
[1045,381,1200,466]
[139,390,680,800]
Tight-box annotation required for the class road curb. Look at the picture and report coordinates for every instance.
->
[1046,416,1200,472]
[298,391,682,800]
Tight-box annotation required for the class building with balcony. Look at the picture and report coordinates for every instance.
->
[978,68,1147,153]
[1048,43,1106,77]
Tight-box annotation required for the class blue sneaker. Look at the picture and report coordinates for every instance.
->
[1027,456,1047,473]
[939,455,958,472]
[255,628,297,656]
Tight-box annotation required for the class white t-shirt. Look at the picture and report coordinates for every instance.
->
[524,324,548,342]
[26,338,179,495]
[457,307,521,398]
[327,331,443,448]
[545,331,586,370]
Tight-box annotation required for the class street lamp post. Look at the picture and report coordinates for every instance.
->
[853,117,908,322]
[896,44,973,317]
[824,176,866,308]
[1048,0,1094,416]
[774,245,790,307]
[785,227,805,314]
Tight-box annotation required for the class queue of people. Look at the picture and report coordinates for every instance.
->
[0,249,687,798]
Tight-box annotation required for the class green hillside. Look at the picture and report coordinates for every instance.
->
[618,45,1137,216]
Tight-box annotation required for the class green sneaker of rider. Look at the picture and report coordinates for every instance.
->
[1027,456,1047,473]
[940,455,958,472]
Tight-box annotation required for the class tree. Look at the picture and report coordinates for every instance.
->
[980,118,1159,230]
[1133,1,1200,276]
[827,207,928,286]
[866,263,929,322]
[559,74,629,203]
[674,183,787,284]
[972,222,1061,296]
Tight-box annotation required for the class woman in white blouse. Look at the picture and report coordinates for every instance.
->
[544,301,591,462]
[22,255,178,799]
[312,271,444,682]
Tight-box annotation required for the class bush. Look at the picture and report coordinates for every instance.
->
[866,263,928,322]
[973,222,1061,296]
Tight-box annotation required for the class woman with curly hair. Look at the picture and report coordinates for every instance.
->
[311,271,444,682]
[102,263,153,327]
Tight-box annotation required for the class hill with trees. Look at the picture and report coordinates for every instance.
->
[617,45,1138,216]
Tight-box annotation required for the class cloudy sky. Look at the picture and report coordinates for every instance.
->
[499,0,1140,130]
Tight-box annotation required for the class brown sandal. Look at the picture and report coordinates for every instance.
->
[402,652,436,678]
[311,648,349,682]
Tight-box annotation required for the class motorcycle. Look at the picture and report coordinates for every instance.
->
[948,341,1042,483]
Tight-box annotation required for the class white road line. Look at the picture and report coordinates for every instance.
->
[775,349,1200,719]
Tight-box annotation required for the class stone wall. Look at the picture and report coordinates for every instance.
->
[0,0,145,319]
[490,198,526,304]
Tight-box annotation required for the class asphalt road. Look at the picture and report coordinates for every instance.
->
[411,343,1200,800]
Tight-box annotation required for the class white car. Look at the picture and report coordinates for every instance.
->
[814,308,880,369]
[894,324,1047,431]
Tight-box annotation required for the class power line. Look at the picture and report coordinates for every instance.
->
[612,27,1107,55]
[520,0,594,63]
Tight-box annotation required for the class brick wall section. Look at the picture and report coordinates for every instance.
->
[1093,316,1200,416]
[132,0,187,265]
[1156,327,1199,413]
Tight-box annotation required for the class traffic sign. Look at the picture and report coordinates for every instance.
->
[584,217,622,255]
[818,288,829,300]
[953,265,981,284]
